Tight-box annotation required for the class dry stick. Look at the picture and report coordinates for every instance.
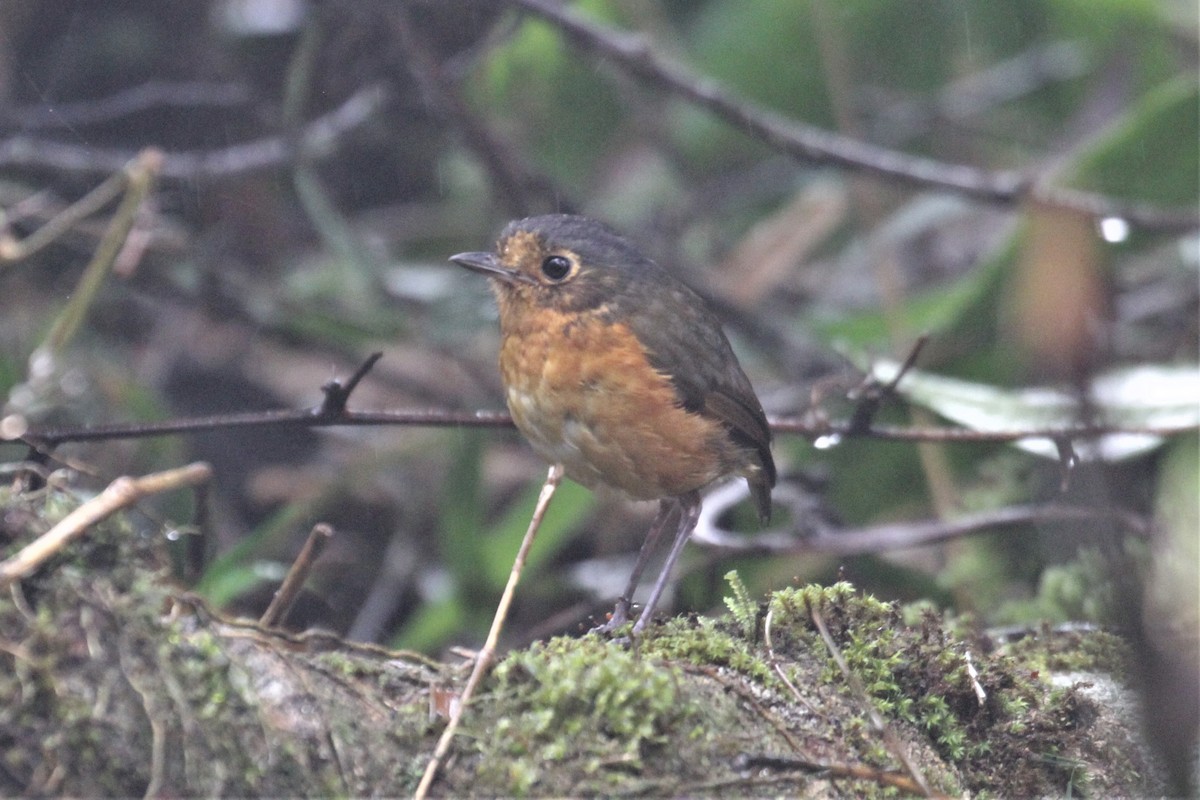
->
[41,148,162,357]
[762,602,818,714]
[413,463,563,800]
[0,462,213,590]
[736,755,939,797]
[0,164,130,263]
[260,523,335,628]
[808,602,933,798]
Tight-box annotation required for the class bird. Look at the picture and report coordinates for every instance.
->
[451,214,775,635]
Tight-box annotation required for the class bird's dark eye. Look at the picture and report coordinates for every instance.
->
[540,255,572,281]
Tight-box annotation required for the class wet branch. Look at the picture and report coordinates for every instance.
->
[12,353,1194,454]
[505,0,1197,232]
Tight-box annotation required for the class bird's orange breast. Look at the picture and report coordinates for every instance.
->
[497,306,737,501]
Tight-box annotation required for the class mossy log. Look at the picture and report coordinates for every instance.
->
[0,482,1168,797]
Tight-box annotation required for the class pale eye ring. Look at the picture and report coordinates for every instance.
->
[540,255,571,281]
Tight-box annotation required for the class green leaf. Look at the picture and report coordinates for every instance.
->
[815,237,1009,348]
[390,595,467,652]
[195,502,316,603]
[855,357,1200,461]
[1067,78,1200,206]
[439,432,487,585]
[480,478,596,588]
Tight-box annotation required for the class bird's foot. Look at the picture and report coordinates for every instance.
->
[589,598,634,636]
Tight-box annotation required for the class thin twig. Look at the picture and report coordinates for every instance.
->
[317,353,384,416]
[39,148,162,357]
[260,523,334,628]
[763,603,819,714]
[736,754,940,797]
[14,343,1195,448]
[686,663,810,756]
[808,602,932,797]
[694,490,1150,558]
[846,335,929,434]
[18,408,514,448]
[866,40,1090,146]
[0,167,130,263]
[506,0,1197,232]
[413,464,563,799]
[0,462,213,590]
[1,80,253,129]
[769,418,1200,442]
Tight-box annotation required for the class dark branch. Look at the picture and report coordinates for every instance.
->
[18,407,1193,450]
[505,0,1197,233]
[12,353,1193,450]
[18,409,514,449]
[845,335,928,434]
[317,353,384,417]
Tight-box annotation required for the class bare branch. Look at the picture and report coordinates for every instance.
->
[17,407,1195,451]
[13,354,1193,452]
[506,0,1197,232]
[693,486,1150,558]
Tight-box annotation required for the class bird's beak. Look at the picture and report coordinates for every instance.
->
[450,252,534,286]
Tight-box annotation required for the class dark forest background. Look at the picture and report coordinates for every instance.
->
[0,0,1195,715]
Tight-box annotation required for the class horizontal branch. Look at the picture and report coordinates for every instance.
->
[11,352,1192,452]
[15,407,1194,450]
[1,80,253,130]
[694,480,1151,557]
[506,0,1197,233]
[16,408,514,448]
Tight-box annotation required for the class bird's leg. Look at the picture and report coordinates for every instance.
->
[631,491,702,636]
[591,498,676,634]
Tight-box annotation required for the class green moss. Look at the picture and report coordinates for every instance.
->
[1003,627,1133,679]
[752,581,1146,794]
[473,636,695,794]
[637,615,775,685]
[722,569,759,639]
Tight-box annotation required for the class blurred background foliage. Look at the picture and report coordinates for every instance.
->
[0,0,1196,677]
